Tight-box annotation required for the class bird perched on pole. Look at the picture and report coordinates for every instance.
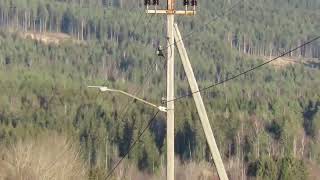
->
[156,45,164,57]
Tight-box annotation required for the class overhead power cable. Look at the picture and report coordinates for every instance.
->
[162,0,243,54]
[94,11,159,121]
[85,11,164,179]
[90,13,165,180]
[94,4,152,90]
[107,14,163,126]
[41,134,79,174]
[113,57,162,124]
[105,110,161,179]
[167,35,320,102]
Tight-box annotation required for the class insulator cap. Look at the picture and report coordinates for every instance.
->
[144,0,151,6]
[153,0,160,5]
[191,0,197,6]
[183,0,190,6]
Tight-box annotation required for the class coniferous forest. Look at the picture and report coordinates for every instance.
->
[0,0,320,179]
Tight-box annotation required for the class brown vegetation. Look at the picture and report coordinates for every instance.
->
[22,32,72,45]
[106,158,217,180]
[0,133,88,180]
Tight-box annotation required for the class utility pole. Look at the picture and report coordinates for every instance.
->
[166,0,175,179]
[145,1,228,180]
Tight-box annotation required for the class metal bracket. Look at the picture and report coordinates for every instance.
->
[158,106,168,112]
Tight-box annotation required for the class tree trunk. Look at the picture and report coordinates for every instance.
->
[105,137,108,170]
[243,34,246,54]
[81,19,84,41]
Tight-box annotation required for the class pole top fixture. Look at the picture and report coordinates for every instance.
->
[144,0,197,15]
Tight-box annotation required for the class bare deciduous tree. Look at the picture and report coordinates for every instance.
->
[0,133,88,180]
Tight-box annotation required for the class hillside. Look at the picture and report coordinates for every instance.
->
[0,0,319,179]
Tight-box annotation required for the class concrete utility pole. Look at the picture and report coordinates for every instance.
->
[146,1,228,180]
[166,0,175,179]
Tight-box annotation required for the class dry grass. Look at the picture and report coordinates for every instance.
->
[0,133,88,180]
[306,161,320,180]
[22,32,72,45]
[109,158,217,180]
[174,160,218,180]
[246,54,305,69]
[265,56,301,68]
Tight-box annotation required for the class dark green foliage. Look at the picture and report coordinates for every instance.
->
[278,156,307,180]
[0,0,319,178]
[251,156,308,180]
[256,156,278,180]
[175,122,196,160]
[303,101,320,137]
[266,120,282,140]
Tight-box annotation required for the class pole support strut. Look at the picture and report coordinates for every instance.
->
[173,23,229,180]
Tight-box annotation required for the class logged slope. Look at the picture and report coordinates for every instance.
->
[0,0,319,179]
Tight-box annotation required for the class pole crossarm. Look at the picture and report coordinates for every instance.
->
[173,23,229,180]
[146,10,196,15]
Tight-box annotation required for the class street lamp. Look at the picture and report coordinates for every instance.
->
[88,86,167,112]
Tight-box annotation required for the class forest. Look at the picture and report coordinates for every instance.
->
[0,0,319,179]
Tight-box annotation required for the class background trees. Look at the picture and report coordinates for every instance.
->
[0,0,319,179]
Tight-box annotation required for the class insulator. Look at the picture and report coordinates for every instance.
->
[144,0,151,6]
[153,0,160,5]
[191,0,197,6]
[183,0,190,6]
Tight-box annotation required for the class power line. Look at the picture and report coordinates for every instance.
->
[84,11,164,179]
[167,35,320,102]
[105,110,161,179]
[162,0,243,54]
[103,1,318,179]
[94,5,152,90]
[131,8,155,38]
[89,57,163,178]
[101,11,167,129]
[94,12,159,122]
[41,133,78,174]
[89,12,165,179]
[113,57,163,125]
